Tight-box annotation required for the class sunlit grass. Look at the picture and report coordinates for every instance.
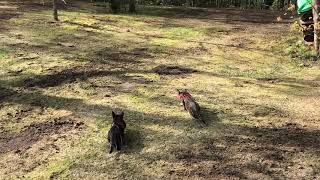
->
[0,48,8,60]
[0,3,320,179]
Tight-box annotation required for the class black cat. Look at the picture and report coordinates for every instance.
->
[108,111,126,153]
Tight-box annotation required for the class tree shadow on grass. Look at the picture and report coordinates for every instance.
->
[123,128,144,153]
[201,107,219,124]
[88,47,154,64]
[156,121,320,179]
[0,86,106,113]
[22,66,126,88]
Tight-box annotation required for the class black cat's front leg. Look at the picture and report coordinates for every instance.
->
[109,144,114,154]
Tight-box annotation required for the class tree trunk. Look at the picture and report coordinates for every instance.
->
[129,0,136,12]
[53,0,58,21]
[313,0,319,53]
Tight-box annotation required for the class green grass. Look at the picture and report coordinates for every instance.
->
[0,2,320,179]
[0,48,8,60]
[162,27,203,39]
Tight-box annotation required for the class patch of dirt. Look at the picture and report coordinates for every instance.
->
[57,42,75,48]
[257,77,281,83]
[0,117,84,154]
[5,106,33,122]
[92,47,154,63]
[171,45,209,56]
[16,53,40,60]
[63,20,102,31]
[153,65,197,75]
[93,16,118,24]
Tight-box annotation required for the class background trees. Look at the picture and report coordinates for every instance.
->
[312,0,320,54]
[135,0,289,9]
[53,0,58,21]
[93,0,290,10]
[52,0,66,21]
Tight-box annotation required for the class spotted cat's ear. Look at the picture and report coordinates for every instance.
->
[177,89,181,94]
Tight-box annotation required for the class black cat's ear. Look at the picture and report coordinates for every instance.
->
[112,111,116,118]
[119,111,124,117]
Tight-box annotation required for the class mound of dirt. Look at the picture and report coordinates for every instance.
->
[153,65,197,75]
[0,117,84,154]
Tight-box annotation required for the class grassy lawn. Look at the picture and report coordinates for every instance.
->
[0,1,320,179]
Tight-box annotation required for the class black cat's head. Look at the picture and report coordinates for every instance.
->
[112,111,126,129]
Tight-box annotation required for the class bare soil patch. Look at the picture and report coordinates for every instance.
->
[0,117,84,154]
[91,47,154,63]
[153,65,197,75]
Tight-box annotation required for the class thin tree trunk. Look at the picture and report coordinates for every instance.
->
[53,0,58,21]
[129,0,136,12]
[313,0,319,53]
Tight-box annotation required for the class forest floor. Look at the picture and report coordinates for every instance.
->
[1,0,320,179]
